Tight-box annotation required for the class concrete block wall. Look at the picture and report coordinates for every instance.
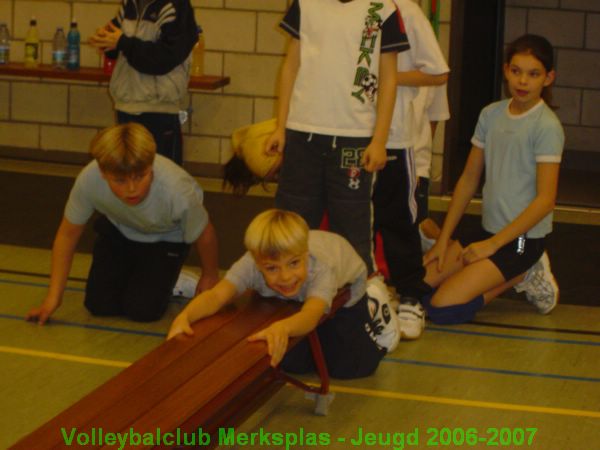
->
[505,0,600,170]
[0,0,451,180]
[0,0,290,166]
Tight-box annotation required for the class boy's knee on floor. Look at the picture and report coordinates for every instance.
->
[124,304,166,322]
[84,297,123,317]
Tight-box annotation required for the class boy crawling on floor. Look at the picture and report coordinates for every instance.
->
[167,209,399,378]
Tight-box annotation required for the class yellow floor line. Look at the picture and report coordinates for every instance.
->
[0,345,131,368]
[4,344,599,419]
[310,384,600,419]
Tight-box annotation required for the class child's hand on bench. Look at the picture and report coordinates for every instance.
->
[167,312,195,340]
[248,321,290,367]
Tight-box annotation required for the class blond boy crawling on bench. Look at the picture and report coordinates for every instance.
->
[168,209,400,378]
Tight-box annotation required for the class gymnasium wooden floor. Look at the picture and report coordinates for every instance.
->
[1,160,599,449]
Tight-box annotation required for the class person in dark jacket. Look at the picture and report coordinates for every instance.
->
[90,0,199,165]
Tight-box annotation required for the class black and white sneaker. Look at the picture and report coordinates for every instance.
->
[365,276,401,352]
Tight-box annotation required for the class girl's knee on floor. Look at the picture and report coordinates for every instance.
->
[422,292,485,325]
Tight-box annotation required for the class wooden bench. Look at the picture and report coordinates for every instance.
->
[12,289,350,449]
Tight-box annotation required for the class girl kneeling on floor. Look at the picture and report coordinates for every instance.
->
[420,34,563,326]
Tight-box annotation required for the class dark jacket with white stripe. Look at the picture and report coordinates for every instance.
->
[108,0,199,114]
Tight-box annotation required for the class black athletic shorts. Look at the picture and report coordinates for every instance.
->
[457,226,545,281]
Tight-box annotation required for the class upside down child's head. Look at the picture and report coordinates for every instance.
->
[223,119,281,196]
[504,34,556,110]
[90,123,156,206]
[244,209,310,298]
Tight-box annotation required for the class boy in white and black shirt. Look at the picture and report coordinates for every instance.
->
[265,0,410,274]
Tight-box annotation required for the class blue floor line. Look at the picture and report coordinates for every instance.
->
[0,278,187,303]
[383,357,600,383]
[0,278,85,292]
[0,313,165,338]
[427,326,600,347]
[1,312,596,383]
[9,273,594,345]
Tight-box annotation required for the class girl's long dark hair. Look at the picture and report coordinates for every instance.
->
[505,34,555,106]
[222,155,259,196]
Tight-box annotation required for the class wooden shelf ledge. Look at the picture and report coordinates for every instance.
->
[0,62,229,90]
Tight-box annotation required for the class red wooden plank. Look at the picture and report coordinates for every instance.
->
[0,63,229,90]
[11,297,296,449]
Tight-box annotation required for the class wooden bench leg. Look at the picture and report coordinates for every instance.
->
[275,329,335,415]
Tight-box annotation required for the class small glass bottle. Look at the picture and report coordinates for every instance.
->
[24,17,40,68]
[52,27,67,69]
[66,19,80,70]
[190,26,204,76]
[0,23,10,65]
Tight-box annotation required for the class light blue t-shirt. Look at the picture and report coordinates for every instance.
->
[471,99,564,238]
[225,230,367,310]
[64,155,209,243]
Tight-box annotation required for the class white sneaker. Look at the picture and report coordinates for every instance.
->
[172,269,199,298]
[365,276,401,352]
[397,298,425,340]
[514,252,558,314]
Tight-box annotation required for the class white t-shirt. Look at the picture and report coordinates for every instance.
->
[225,230,368,310]
[386,0,449,150]
[281,0,410,137]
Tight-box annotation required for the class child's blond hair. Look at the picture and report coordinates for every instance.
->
[90,123,156,176]
[224,119,281,196]
[244,209,309,259]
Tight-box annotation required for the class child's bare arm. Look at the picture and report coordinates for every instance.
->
[461,163,559,265]
[167,279,238,339]
[194,221,219,294]
[362,51,398,172]
[25,218,85,324]
[396,70,448,87]
[265,38,300,155]
[424,146,484,270]
[248,297,326,366]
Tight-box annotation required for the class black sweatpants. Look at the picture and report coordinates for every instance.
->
[117,111,183,165]
[415,176,430,224]
[84,217,190,322]
[275,129,376,273]
[372,148,428,298]
[281,295,385,379]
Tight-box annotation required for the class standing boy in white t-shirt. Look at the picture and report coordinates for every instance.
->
[265,0,410,274]
[372,0,449,339]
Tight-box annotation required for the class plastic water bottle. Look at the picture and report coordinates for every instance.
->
[67,20,80,70]
[0,23,10,64]
[52,27,67,69]
[190,26,204,76]
[24,17,39,67]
